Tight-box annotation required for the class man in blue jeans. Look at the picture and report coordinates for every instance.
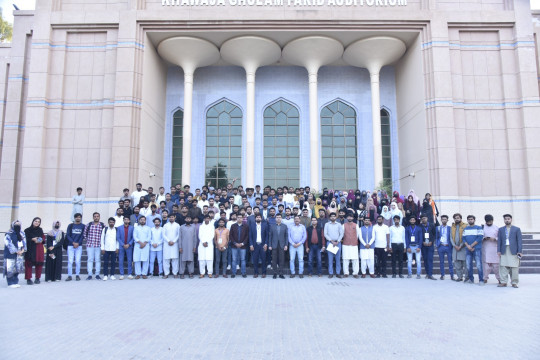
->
[288,216,307,278]
[306,217,325,277]
[230,214,249,278]
[324,213,344,278]
[463,215,484,285]
[66,213,85,281]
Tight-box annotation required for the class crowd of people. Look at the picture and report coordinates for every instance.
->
[3,182,523,289]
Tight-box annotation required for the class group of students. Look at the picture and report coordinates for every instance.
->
[3,183,523,288]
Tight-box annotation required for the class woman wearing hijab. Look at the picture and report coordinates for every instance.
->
[392,191,404,204]
[366,198,379,222]
[408,189,421,208]
[404,195,418,225]
[314,198,324,218]
[425,193,440,226]
[371,192,379,208]
[356,203,368,227]
[328,200,338,215]
[3,220,26,288]
[24,217,45,285]
[381,206,393,226]
[45,220,65,282]
[389,202,403,224]
[347,190,355,202]
[420,199,435,224]
[360,190,368,206]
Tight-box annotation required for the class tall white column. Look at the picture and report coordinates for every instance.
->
[182,71,194,186]
[308,70,320,190]
[370,71,383,187]
[245,70,256,188]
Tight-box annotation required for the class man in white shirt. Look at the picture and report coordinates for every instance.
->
[198,193,209,210]
[162,214,180,278]
[156,187,166,205]
[131,183,148,207]
[389,215,406,278]
[113,208,124,228]
[100,217,119,281]
[373,215,390,278]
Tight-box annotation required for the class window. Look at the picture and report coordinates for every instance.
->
[171,110,183,186]
[263,100,300,188]
[205,100,242,188]
[381,109,392,183]
[321,100,358,189]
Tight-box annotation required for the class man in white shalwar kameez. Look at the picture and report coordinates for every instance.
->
[163,214,180,278]
[133,217,151,279]
[198,215,215,278]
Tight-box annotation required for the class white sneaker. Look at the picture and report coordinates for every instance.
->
[119,276,124,280]
[227,265,231,270]
[128,275,134,280]
[110,276,116,280]
[103,276,108,281]
[8,284,20,288]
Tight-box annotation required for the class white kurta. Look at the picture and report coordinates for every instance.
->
[133,226,151,262]
[197,223,215,261]
[342,245,359,260]
[163,222,180,259]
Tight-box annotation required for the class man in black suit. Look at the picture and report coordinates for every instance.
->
[229,214,249,278]
[268,213,288,279]
[249,214,268,278]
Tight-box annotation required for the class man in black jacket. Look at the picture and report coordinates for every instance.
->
[306,217,326,277]
[420,214,437,280]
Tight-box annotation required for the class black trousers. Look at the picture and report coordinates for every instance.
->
[391,243,405,275]
[271,247,286,275]
[375,247,387,275]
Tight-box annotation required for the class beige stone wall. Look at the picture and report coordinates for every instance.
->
[0,0,537,233]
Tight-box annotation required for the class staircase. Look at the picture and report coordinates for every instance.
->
[2,233,539,276]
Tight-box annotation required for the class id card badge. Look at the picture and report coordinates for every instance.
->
[411,236,415,244]
[218,238,223,245]
[18,241,23,250]
[424,233,430,240]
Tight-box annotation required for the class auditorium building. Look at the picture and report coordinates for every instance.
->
[0,0,539,231]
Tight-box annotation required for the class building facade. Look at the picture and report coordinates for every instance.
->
[0,0,539,231]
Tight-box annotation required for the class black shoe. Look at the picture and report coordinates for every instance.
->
[65,276,72,282]
[86,276,92,280]
[290,274,295,278]
[231,275,236,278]
[299,274,304,279]
[382,275,388,278]
[273,274,277,279]
[399,275,404,279]
[95,275,101,280]
[76,275,81,281]
[242,274,247,278]
[376,274,381,278]
[279,275,285,279]
[26,279,33,285]
[392,274,396,278]
[34,279,40,284]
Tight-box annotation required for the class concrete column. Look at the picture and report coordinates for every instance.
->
[282,36,344,191]
[308,71,320,188]
[157,37,220,186]
[245,69,256,187]
[343,36,406,188]
[220,36,281,188]
[369,71,383,186]
[182,70,194,186]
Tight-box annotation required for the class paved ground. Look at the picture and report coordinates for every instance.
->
[2,274,539,360]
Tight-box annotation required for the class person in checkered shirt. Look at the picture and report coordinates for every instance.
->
[84,212,105,280]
